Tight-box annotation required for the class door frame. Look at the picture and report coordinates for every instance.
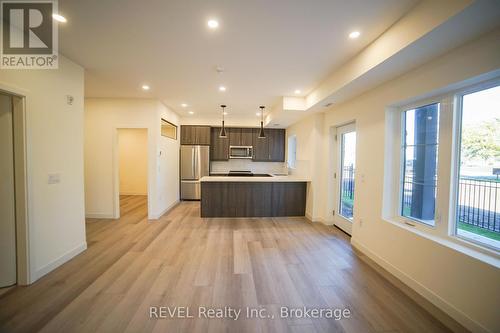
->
[113,127,152,219]
[0,85,30,285]
[332,122,357,235]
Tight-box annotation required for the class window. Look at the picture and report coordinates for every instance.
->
[384,78,500,255]
[161,119,177,139]
[455,85,500,249]
[287,135,297,169]
[401,104,440,226]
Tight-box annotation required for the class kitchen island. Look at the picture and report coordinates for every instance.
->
[200,175,309,218]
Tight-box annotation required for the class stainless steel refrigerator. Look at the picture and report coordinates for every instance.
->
[180,145,210,200]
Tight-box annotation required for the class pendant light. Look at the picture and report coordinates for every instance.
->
[258,105,266,139]
[219,104,227,138]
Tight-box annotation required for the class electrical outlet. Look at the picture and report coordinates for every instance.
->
[48,173,61,184]
[359,218,363,227]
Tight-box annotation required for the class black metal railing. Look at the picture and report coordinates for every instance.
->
[401,172,437,221]
[341,166,355,200]
[339,166,355,218]
[343,168,499,233]
[401,174,499,232]
[457,177,499,232]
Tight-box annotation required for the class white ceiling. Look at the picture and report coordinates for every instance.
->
[58,0,417,118]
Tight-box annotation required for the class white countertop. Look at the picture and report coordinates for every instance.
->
[200,175,310,182]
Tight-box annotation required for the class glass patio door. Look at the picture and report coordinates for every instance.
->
[334,123,356,235]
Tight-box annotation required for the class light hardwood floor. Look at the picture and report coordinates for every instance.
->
[0,195,453,333]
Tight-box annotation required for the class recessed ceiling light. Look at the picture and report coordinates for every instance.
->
[207,19,219,29]
[52,14,67,23]
[188,111,194,115]
[219,86,226,92]
[349,31,360,39]
[294,89,301,94]
[141,85,150,91]
[181,103,188,107]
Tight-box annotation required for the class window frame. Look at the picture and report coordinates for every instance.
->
[449,80,500,252]
[337,123,356,222]
[393,96,445,235]
[287,134,297,169]
[384,78,500,257]
[161,118,177,140]
[399,102,441,227]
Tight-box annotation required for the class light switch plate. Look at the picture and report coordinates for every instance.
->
[48,173,61,184]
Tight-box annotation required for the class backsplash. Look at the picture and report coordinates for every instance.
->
[211,160,287,174]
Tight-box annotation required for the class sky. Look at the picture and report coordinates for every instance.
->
[342,131,356,167]
[462,85,500,125]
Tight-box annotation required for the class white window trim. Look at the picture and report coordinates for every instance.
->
[287,134,297,170]
[383,77,500,265]
[448,79,500,253]
[385,95,447,239]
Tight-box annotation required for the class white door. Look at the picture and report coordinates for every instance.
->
[0,93,17,287]
[333,123,356,235]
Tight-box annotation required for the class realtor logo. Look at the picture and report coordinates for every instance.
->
[1,0,58,69]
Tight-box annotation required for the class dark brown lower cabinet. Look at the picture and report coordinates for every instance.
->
[201,182,307,217]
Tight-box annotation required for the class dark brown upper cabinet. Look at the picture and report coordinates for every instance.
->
[252,128,285,162]
[228,128,253,146]
[268,129,285,162]
[210,127,229,161]
[180,125,211,145]
[241,128,254,146]
[228,128,241,146]
[180,125,195,144]
[252,128,269,161]
[182,125,284,162]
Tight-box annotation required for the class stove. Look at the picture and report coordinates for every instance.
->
[228,170,253,176]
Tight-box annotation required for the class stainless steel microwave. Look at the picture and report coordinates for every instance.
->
[229,146,253,159]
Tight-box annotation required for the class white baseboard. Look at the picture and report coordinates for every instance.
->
[320,217,334,225]
[305,212,328,224]
[31,242,87,283]
[150,200,179,220]
[351,238,489,333]
[85,212,116,219]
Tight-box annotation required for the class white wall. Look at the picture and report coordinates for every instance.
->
[157,103,181,217]
[118,129,148,195]
[0,56,86,283]
[84,98,180,219]
[286,113,324,221]
[288,29,500,333]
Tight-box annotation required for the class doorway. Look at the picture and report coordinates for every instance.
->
[0,93,16,288]
[0,91,28,287]
[117,128,149,218]
[333,123,356,235]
